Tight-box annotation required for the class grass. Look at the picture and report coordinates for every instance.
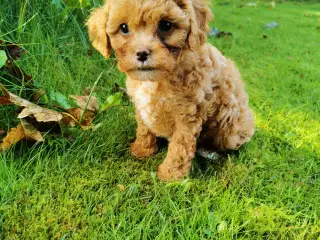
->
[0,0,320,239]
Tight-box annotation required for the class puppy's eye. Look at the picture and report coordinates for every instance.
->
[158,20,173,33]
[120,23,129,35]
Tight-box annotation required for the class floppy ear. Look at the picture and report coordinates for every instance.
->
[176,0,213,50]
[86,4,112,58]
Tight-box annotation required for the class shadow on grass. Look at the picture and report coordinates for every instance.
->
[190,127,319,181]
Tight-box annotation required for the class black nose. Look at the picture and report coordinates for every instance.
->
[137,50,151,62]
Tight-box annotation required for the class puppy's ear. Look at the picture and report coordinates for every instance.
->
[86,4,112,58]
[176,0,213,50]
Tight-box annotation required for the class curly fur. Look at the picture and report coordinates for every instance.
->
[87,0,255,181]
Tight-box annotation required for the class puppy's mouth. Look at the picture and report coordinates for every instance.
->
[136,67,156,72]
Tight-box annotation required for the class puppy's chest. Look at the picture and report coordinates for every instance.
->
[128,81,175,136]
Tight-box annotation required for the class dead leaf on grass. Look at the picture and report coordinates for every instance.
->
[70,95,99,112]
[32,89,48,104]
[63,108,95,128]
[0,41,35,101]
[23,117,62,135]
[0,40,26,60]
[0,96,13,105]
[0,124,25,152]
[0,84,63,122]
[20,119,43,142]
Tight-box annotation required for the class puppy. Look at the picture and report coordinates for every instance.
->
[87,0,255,181]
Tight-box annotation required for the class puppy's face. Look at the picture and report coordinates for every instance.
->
[87,0,212,81]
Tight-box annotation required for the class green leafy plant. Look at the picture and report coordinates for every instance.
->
[0,50,7,68]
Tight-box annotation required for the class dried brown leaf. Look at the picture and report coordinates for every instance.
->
[23,117,62,135]
[67,108,95,127]
[83,87,92,96]
[0,96,12,105]
[0,84,63,122]
[0,40,26,60]
[70,95,99,112]
[0,124,25,152]
[20,119,44,142]
[0,41,34,98]
[61,112,78,127]
[32,89,46,103]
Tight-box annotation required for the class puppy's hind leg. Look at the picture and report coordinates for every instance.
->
[130,111,158,158]
[212,106,255,151]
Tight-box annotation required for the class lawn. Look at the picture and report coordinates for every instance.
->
[0,0,320,239]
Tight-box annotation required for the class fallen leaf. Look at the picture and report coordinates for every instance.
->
[4,59,33,84]
[0,84,63,122]
[23,117,62,134]
[20,119,44,142]
[70,95,99,112]
[0,124,25,152]
[0,40,26,60]
[32,89,48,104]
[61,113,77,127]
[0,41,34,89]
[83,87,92,96]
[18,106,62,122]
[0,130,5,135]
[0,40,31,78]
[0,96,13,105]
[64,108,95,127]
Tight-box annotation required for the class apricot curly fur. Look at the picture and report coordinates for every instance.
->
[87,0,255,181]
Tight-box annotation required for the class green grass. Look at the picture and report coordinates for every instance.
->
[0,0,320,239]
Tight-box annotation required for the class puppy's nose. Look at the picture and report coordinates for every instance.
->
[136,50,151,62]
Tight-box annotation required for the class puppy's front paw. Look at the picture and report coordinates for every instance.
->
[130,141,158,159]
[157,163,189,181]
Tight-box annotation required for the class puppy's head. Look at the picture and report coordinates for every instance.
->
[86,0,212,81]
